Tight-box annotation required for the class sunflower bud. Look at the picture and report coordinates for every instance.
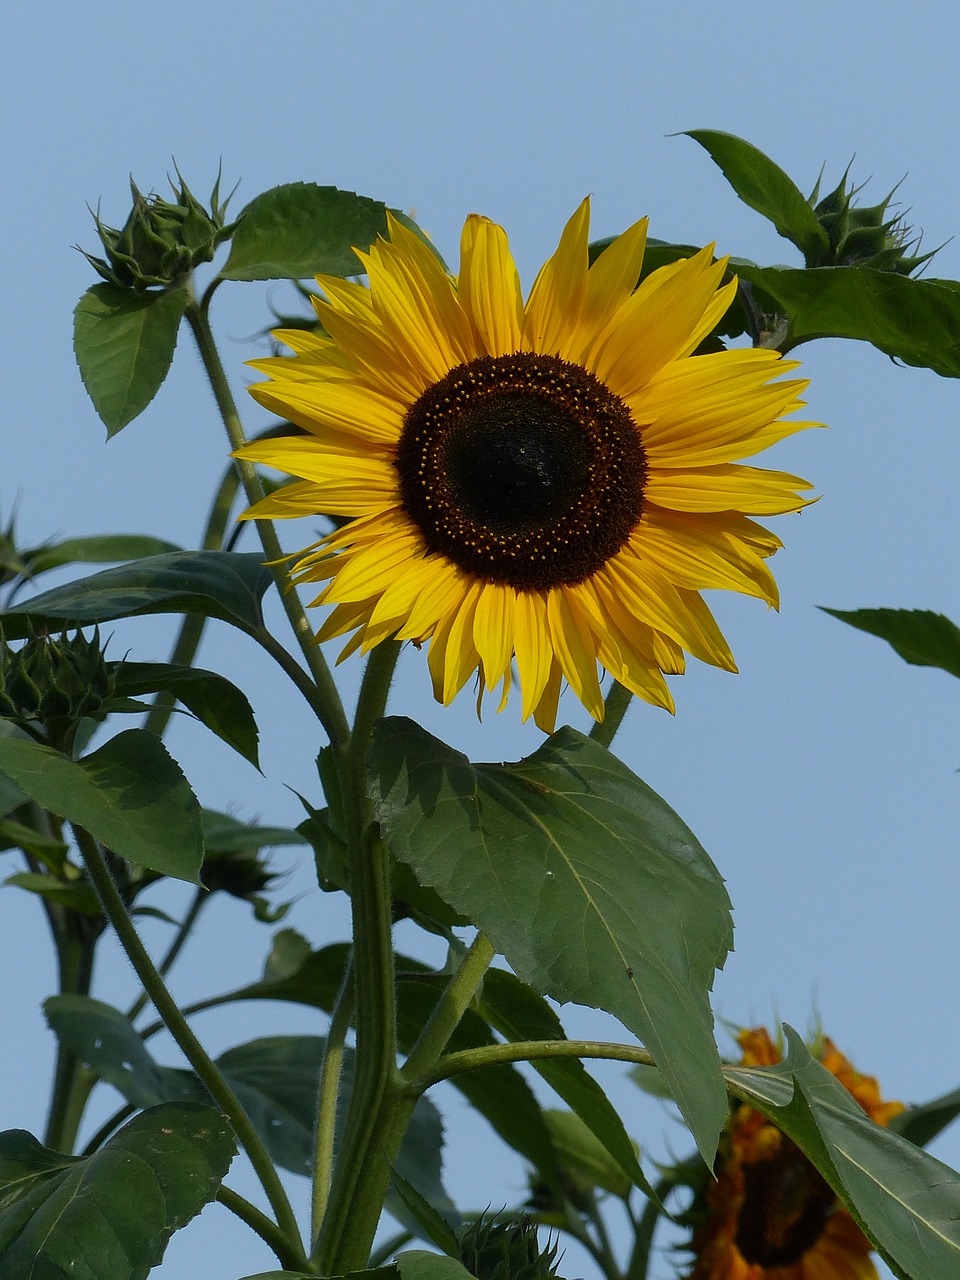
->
[457,1213,563,1280]
[80,169,235,291]
[809,168,935,274]
[0,628,117,751]
[201,846,277,899]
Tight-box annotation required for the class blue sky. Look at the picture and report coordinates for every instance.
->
[5,4,960,1277]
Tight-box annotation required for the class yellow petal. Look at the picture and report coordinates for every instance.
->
[644,463,815,515]
[458,215,524,356]
[522,198,591,355]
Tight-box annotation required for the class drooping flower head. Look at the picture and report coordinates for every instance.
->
[238,202,815,731]
[685,1027,904,1280]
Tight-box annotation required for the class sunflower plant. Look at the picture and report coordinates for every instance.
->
[3,132,960,1280]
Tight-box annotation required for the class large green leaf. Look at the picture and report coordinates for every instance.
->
[0,550,272,637]
[0,770,26,819]
[73,283,187,436]
[822,607,960,680]
[737,264,960,378]
[25,534,182,577]
[369,718,733,1164]
[725,1028,960,1280]
[684,129,828,262]
[46,996,451,1208]
[0,725,204,882]
[0,1104,234,1280]
[115,661,260,767]
[477,967,650,1196]
[222,184,394,281]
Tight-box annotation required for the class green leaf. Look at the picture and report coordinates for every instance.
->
[822,607,960,680]
[397,1253,476,1280]
[25,534,182,576]
[0,549,273,637]
[389,1170,461,1255]
[73,283,187,436]
[222,184,394,281]
[115,662,261,767]
[477,967,651,1197]
[5,871,102,915]
[0,1104,234,1280]
[0,770,26,818]
[542,1109,632,1199]
[45,995,196,1106]
[683,129,828,262]
[369,718,732,1165]
[725,1027,960,1280]
[202,809,307,854]
[890,1085,960,1149]
[737,264,960,378]
[0,725,204,882]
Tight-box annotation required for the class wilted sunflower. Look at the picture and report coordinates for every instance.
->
[238,201,815,730]
[685,1027,904,1280]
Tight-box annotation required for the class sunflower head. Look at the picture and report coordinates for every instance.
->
[684,1026,904,1280]
[238,200,816,731]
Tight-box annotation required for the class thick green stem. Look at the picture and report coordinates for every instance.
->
[311,951,354,1244]
[312,642,406,1272]
[589,681,634,750]
[183,295,349,750]
[72,823,309,1270]
[401,932,496,1082]
[416,1038,656,1091]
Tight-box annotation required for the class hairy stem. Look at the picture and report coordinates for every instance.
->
[73,823,308,1269]
[217,1184,316,1272]
[589,681,634,750]
[416,1038,656,1091]
[311,951,354,1244]
[401,932,496,1082]
[126,886,208,1024]
[183,294,349,749]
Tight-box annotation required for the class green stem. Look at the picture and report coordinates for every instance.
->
[183,294,349,750]
[72,823,308,1269]
[589,681,634,750]
[313,642,406,1272]
[142,461,240,739]
[217,1184,316,1272]
[416,1039,656,1091]
[43,926,97,1152]
[311,951,354,1244]
[625,1178,671,1280]
[126,886,208,1024]
[401,932,496,1082]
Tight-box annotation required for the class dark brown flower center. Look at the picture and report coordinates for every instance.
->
[395,352,645,590]
[735,1142,837,1267]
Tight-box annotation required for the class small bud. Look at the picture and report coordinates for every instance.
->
[201,846,278,900]
[457,1213,563,1280]
[0,628,117,751]
[80,167,236,291]
[808,166,937,275]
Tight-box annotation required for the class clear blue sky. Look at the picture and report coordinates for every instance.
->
[5,4,960,1277]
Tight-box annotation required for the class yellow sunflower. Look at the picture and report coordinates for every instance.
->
[686,1027,904,1280]
[237,201,815,731]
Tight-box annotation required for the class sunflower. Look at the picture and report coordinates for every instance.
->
[238,201,815,730]
[685,1027,904,1280]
